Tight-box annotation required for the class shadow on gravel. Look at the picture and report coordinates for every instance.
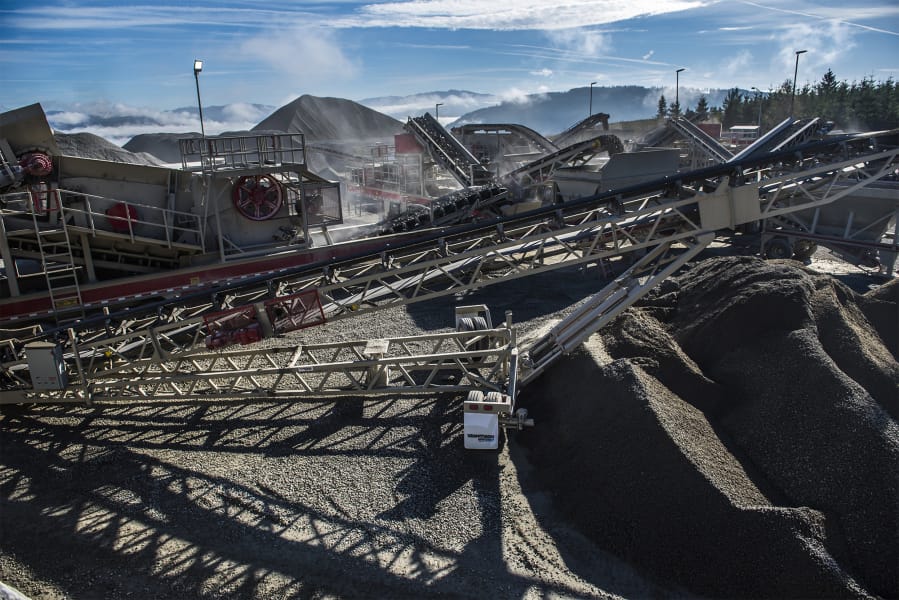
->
[0,398,599,599]
[406,264,612,330]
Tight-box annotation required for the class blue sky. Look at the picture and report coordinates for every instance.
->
[2,1,898,121]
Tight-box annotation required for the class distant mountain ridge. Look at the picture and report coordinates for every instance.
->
[357,86,732,134]
[446,86,730,135]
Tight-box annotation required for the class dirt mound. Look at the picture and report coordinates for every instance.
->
[253,95,403,144]
[54,132,166,166]
[859,276,899,359]
[123,132,200,164]
[519,256,899,598]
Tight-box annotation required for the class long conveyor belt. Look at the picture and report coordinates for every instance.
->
[2,129,897,400]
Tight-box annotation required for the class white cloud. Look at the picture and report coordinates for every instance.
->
[531,68,554,77]
[642,50,655,60]
[241,27,358,81]
[544,27,609,57]
[737,1,899,36]
[362,91,496,119]
[221,103,271,123]
[45,101,269,147]
[722,49,754,74]
[497,86,549,104]
[774,20,857,80]
[8,5,300,30]
[337,0,712,30]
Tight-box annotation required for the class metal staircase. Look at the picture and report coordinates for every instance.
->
[28,191,84,323]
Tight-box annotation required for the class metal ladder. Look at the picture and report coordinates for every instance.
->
[29,190,85,323]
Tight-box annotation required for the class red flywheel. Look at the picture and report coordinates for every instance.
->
[232,174,283,221]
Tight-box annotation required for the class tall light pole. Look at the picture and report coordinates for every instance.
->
[435,103,443,121]
[675,68,685,117]
[751,86,763,130]
[193,59,206,139]
[790,50,807,117]
[589,81,597,117]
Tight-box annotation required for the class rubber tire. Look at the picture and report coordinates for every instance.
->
[764,237,792,260]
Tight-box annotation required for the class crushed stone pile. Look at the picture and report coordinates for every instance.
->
[54,132,166,166]
[253,95,403,144]
[520,256,898,598]
[122,132,200,164]
[121,95,403,169]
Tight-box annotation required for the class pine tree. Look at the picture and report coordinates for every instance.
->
[669,100,681,117]
[695,95,709,118]
[721,88,743,128]
[657,95,668,118]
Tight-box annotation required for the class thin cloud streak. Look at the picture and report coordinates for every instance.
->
[738,1,899,36]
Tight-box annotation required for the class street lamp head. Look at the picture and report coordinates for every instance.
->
[795,49,807,56]
[676,68,685,74]
[193,59,203,74]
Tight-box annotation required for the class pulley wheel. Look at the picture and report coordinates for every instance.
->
[233,174,283,221]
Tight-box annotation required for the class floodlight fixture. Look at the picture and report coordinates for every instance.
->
[193,59,206,142]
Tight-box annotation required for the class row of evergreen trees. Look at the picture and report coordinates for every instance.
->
[657,70,899,132]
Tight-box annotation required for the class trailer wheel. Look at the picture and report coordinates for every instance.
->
[764,237,792,260]
[484,391,504,404]
[458,316,490,363]
[467,390,484,403]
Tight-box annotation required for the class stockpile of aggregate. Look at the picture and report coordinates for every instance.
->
[54,132,166,166]
[253,95,403,144]
[120,95,403,171]
[520,256,899,598]
[122,132,200,164]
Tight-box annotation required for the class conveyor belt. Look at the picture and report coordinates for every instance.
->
[2,129,897,399]
[405,113,493,186]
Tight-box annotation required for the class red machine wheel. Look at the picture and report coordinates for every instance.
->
[232,174,283,221]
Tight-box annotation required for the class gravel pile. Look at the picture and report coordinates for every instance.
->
[1,256,896,599]
[54,132,167,166]
[0,270,663,599]
[253,95,403,145]
[520,256,898,598]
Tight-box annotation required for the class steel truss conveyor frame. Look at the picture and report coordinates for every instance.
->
[5,236,710,408]
[2,130,898,403]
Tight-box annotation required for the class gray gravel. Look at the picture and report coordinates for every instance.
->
[1,268,666,599]
[2,255,896,599]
